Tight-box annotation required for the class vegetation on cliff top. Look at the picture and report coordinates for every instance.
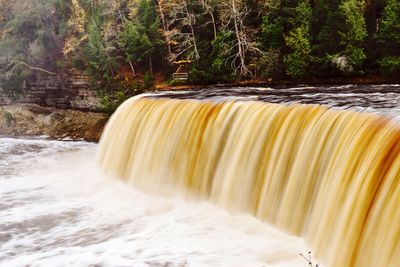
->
[0,0,399,106]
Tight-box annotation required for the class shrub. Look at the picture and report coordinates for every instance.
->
[284,27,312,78]
[283,1,313,78]
[258,49,284,79]
[380,56,400,75]
[143,72,155,90]
[3,111,14,125]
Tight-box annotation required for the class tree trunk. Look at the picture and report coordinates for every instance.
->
[211,12,217,40]
[232,0,248,76]
[184,3,200,60]
[110,65,115,77]
[149,56,153,74]
[190,22,200,60]
[201,0,217,40]
[157,0,172,56]
[128,59,136,76]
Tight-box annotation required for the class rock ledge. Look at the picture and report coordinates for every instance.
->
[0,105,109,142]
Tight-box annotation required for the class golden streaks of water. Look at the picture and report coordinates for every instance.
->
[98,97,400,267]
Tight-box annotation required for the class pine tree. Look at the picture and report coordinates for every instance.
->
[283,0,313,78]
[84,18,118,81]
[312,0,367,75]
[312,0,342,59]
[337,0,367,73]
[376,0,400,74]
[118,0,164,74]
[0,0,67,95]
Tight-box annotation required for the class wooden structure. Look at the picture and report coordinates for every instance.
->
[173,60,191,81]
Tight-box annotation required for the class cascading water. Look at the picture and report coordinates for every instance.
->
[0,137,310,266]
[98,96,400,267]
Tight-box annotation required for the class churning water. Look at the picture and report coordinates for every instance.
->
[1,85,400,267]
[0,137,310,267]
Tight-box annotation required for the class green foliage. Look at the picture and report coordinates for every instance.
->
[118,0,164,73]
[0,0,68,95]
[283,1,313,78]
[84,17,118,82]
[377,0,400,49]
[2,110,14,125]
[257,49,284,79]
[209,31,236,82]
[261,15,284,50]
[376,0,400,74]
[119,17,152,64]
[99,82,145,114]
[339,1,367,44]
[143,72,155,89]
[344,45,367,71]
[284,29,311,77]
[118,18,143,65]
[312,0,342,56]
[310,0,367,75]
[338,0,367,72]
[189,64,215,85]
[379,56,400,74]
[1,0,400,95]
[188,31,236,84]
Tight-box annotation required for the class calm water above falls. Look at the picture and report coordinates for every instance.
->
[2,85,400,267]
[153,84,400,119]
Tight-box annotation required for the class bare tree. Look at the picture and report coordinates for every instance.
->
[156,0,173,57]
[200,0,218,40]
[219,0,263,76]
[164,0,200,62]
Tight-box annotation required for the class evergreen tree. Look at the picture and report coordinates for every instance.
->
[337,0,367,73]
[260,0,285,78]
[0,0,67,96]
[1,0,400,93]
[118,0,164,74]
[261,14,284,50]
[312,0,367,75]
[209,31,236,81]
[312,0,342,59]
[376,0,400,74]
[84,17,118,81]
[283,0,313,78]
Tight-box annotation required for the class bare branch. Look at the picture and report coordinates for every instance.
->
[8,61,56,78]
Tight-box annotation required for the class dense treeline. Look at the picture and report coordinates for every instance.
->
[0,0,399,102]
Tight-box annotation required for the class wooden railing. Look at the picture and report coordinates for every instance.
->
[173,72,188,81]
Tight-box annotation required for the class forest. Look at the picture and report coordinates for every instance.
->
[0,0,399,105]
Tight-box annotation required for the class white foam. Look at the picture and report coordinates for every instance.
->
[0,139,316,267]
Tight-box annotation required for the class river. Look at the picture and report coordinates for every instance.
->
[1,85,399,267]
[0,137,312,267]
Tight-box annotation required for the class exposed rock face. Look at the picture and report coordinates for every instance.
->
[0,105,109,142]
[0,70,102,111]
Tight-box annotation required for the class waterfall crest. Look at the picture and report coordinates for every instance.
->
[98,97,400,267]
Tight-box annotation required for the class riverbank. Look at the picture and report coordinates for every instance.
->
[155,74,399,91]
[0,105,109,142]
[1,83,399,142]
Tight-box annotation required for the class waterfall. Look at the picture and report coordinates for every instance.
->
[98,96,400,267]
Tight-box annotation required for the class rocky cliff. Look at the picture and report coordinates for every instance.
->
[0,105,108,142]
[0,70,109,141]
[0,69,102,111]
